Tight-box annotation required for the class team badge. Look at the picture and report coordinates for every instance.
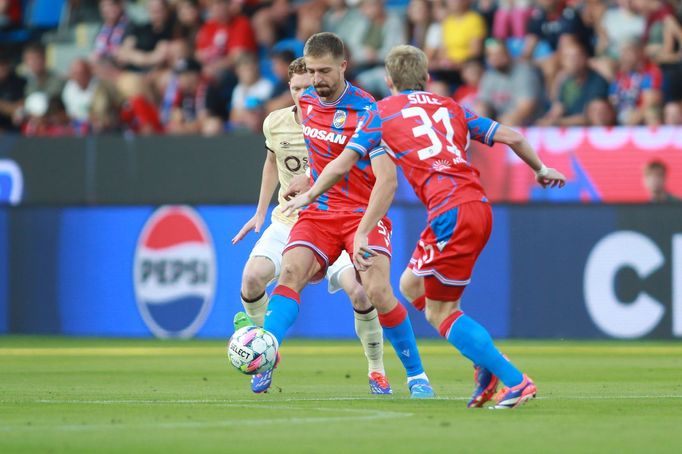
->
[134,206,217,339]
[333,110,347,129]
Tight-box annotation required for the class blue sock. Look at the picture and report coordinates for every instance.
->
[263,285,300,345]
[379,303,424,377]
[445,312,523,387]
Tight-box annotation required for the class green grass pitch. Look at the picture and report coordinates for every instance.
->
[1,337,681,453]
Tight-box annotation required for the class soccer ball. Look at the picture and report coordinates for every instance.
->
[227,326,279,375]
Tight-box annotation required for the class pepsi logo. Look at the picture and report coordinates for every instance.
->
[134,206,217,338]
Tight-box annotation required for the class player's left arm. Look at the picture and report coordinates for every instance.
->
[493,125,566,189]
[353,152,397,271]
[280,148,360,214]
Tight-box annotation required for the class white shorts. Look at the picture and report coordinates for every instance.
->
[249,220,355,294]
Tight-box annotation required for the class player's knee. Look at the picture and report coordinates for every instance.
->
[347,284,371,311]
[399,275,419,302]
[365,283,392,309]
[424,306,445,329]
[241,270,268,300]
[279,261,307,287]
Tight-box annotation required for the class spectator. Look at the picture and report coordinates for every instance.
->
[195,0,257,80]
[116,0,175,72]
[610,40,663,126]
[345,0,406,97]
[643,160,679,202]
[595,0,645,61]
[493,0,532,40]
[323,0,363,42]
[0,0,22,30]
[633,0,682,66]
[452,58,484,111]
[406,0,432,49]
[439,0,486,68]
[195,0,256,127]
[23,96,75,137]
[264,49,296,112]
[0,54,25,132]
[229,52,273,131]
[586,98,617,126]
[522,0,592,91]
[427,0,486,94]
[174,0,203,48]
[538,42,609,126]
[663,101,682,125]
[161,58,207,134]
[476,38,543,126]
[91,0,128,78]
[89,80,122,133]
[524,0,592,58]
[117,72,164,134]
[62,59,99,131]
[20,43,64,99]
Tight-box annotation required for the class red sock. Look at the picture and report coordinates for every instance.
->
[438,310,464,338]
[272,285,300,304]
[411,295,426,312]
[378,303,407,328]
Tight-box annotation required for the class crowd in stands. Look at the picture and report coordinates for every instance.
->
[1,0,682,137]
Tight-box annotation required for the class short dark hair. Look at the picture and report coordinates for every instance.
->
[304,32,345,60]
[645,160,667,175]
[288,57,306,80]
[23,42,46,56]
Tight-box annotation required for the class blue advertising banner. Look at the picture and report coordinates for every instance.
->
[3,204,680,339]
[0,209,7,334]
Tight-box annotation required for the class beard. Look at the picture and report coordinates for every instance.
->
[313,83,333,98]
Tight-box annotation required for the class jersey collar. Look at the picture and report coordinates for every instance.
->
[319,81,350,107]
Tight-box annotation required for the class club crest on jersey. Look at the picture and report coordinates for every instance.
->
[333,110,347,129]
[432,159,452,172]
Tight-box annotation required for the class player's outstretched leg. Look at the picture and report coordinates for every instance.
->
[252,247,320,394]
[401,269,499,407]
[361,256,433,398]
[426,296,536,409]
[240,257,276,326]
[337,266,391,394]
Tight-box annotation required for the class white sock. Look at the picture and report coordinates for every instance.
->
[241,292,269,326]
[407,372,429,384]
[354,308,385,375]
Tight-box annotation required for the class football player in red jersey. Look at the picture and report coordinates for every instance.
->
[263,34,435,398]
[378,45,566,409]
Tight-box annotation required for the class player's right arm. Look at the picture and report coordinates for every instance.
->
[492,125,566,189]
[232,116,280,244]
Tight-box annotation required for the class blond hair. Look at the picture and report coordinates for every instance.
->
[385,45,428,92]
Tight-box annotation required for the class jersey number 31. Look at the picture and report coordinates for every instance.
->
[401,106,467,164]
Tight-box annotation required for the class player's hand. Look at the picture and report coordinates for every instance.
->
[231,213,266,244]
[536,167,567,189]
[283,173,311,200]
[353,232,377,272]
[281,190,314,216]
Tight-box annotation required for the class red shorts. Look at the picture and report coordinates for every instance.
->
[285,209,392,282]
[408,201,492,301]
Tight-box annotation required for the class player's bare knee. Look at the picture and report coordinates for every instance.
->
[365,284,392,310]
[424,305,446,329]
[241,271,268,300]
[279,261,307,288]
[347,284,371,311]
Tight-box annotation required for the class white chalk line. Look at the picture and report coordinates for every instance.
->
[3,394,682,407]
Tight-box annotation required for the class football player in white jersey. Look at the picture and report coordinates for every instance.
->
[232,58,391,395]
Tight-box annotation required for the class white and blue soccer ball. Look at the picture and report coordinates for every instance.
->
[227,326,279,375]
